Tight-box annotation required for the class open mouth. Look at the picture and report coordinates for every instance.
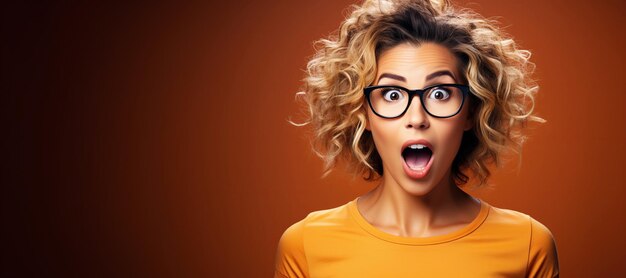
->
[402,144,433,170]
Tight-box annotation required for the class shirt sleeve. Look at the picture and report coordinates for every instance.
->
[527,217,560,278]
[274,218,309,278]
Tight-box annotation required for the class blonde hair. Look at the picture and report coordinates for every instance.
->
[291,0,544,187]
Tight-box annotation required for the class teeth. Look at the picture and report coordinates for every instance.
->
[408,144,426,150]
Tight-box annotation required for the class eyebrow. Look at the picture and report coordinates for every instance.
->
[377,70,457,84]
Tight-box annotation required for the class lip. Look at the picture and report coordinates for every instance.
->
[401,139,434,179]
[401,139,434,153]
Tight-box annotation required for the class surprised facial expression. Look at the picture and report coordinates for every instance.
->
[365,42,473,196]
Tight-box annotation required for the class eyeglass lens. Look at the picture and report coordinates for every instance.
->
[368,85,464,118]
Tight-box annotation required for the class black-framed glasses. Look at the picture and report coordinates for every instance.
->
[363,83,470,119]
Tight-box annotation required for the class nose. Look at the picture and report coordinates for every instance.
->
[405,95,430,129]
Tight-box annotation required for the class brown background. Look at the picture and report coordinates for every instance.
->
[2,0,625,277]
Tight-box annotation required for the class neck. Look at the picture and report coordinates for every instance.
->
[357,171,477,237]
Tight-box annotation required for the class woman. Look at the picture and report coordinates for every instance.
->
[275,0,559,277]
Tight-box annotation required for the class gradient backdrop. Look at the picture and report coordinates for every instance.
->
[3,0,625,277]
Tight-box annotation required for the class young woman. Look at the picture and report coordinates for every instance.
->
[275,0,559,277]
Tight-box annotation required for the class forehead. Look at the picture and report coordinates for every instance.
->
[376,42,460,83]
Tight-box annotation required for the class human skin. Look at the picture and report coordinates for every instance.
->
[358,42,482,237]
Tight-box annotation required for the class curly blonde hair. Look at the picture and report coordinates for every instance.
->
[291,0,544,187]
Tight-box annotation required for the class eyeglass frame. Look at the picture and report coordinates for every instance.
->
[363,83,471,119]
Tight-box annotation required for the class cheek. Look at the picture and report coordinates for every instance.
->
[435,120,467,158]
[439,104,472,145]
[368,112,401,162]
[371,121,403,168]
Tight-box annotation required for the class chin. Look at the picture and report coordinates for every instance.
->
[391,169,438,197]
[395,163,450,197]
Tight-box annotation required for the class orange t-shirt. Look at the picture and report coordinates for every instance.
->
[274,197,559,277]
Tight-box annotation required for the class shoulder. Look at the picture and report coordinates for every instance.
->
[479,204,533,239]
[488,205,558,249]
[303,202,352,227]
[527,216,560,277]
[484,203,560,277]
[274,216,308,278]
[486,203,559,247]
[487,204,532,225]
[278,201,350,244]
[274,202,351,278]
[528,217,558,251]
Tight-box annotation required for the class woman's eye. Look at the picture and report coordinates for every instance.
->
[382,89,404,102]
[428,88,450,100]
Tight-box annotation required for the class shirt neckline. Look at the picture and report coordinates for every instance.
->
[347,196,490,245]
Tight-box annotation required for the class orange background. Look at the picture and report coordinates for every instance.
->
[3,0,625,277]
